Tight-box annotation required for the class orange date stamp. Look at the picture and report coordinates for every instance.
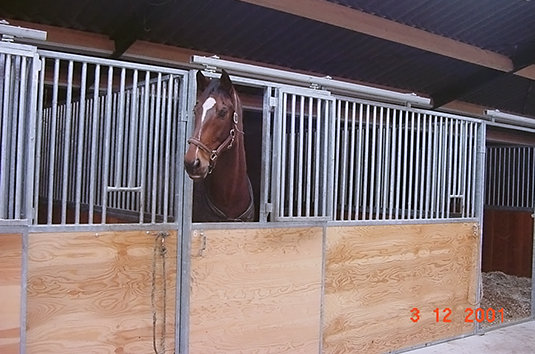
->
[410,307,504,323]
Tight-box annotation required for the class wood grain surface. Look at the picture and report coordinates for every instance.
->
[0,233,22,354]
[26,230,176,354]
[189,227,323,354]
[482,209,533,277]
[323,223,479,354]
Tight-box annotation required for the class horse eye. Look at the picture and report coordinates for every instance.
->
[218,108,228,118]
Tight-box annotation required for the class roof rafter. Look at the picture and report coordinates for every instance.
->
[238,0,535,80]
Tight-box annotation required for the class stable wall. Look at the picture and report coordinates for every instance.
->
[189,222,479,354]
[483,209,533,278]
[25,230,177,353]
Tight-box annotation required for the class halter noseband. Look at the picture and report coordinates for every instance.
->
[187,100,243,174]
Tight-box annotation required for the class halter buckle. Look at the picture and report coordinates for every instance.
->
[227,129,236,149]
[210,151,218,161]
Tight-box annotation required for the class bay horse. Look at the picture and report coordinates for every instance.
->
[184,70,254,222]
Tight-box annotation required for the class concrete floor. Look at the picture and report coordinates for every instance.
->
[407,320,535,354]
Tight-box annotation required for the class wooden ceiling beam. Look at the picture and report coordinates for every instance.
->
[239,0,535,81]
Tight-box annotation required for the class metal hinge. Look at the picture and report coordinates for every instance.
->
[265,203,273,213]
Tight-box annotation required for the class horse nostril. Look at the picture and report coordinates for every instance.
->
[193,158,200,168]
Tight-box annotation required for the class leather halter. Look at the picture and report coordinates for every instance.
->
[187,95,243,174]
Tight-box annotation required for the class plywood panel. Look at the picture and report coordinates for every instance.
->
[483,209,533,277]
[0,233,22,354]
[26,230,176,354]
[324,223,479,354]
[189,227,323,354]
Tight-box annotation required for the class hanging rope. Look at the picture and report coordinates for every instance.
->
[151,231,169,354]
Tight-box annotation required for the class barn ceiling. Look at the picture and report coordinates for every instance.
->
[1,0,535,119]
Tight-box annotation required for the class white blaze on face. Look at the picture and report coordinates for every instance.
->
[196,96,217,160]
[200,97,216,123]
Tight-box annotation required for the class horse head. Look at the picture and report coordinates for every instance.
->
[184,70,243,179]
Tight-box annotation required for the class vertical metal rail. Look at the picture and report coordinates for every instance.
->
[100,66,114,223]
[313,98,321,217]
[279,92,287,218]
[305,96,313,217]
[163,76,174,223]
[0,54,12,219]
[88,64,100,223]
[14,57,28,218]
[46,59,60,224]
[348,102,357,220]
[139,71,151,223]
[368,106,377,220]
[33,55,46,223]
[296,96,304,216]
[60,60,73,224]
[259,86,273,222]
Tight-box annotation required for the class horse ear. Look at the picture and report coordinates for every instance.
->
[219,69,234,93]
[196,70,209,94]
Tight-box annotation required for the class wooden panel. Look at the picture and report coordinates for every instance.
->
[189,227,323,354]
[483,209,533,277]
[324,223,479,354]
[26,230,176,354]
[0,233,22,354]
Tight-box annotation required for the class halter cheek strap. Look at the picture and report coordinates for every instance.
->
[187,108,243,174]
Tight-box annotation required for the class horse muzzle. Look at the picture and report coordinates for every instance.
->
[184,149,211,179]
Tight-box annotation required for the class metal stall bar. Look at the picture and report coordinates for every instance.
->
[74,62,87,224]
[60,60,74,224]
[272,86,333,220]
[34,50,186,226]
[0,54,13,219]
[305,95,313,217]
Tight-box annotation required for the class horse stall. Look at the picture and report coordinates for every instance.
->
[1,39,490,354]
[481,142,535,328]
[185,58,486,353]
[0,41,189,353]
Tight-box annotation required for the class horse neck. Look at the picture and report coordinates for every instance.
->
[205,134,250,218]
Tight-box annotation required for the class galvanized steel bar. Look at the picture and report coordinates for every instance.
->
[139,71,151,223]
[375,106,384,220]
[60,60,74,224]
[388,108,397,219]
[339,100,348,219]
[348,101,357,220]
[128,70,139,189]
[101,65,114,224]
[46,58,60,224]
[333,100,341,219]
[280,92,287,218]
[288,94,296,217]
[297,95,304,216]
[88,64,101,224]
[355,103,364,219]
[368,105,377,220]
[14,57,28,219]
[382,107,391,220]
[401,110,409,219]
[33,55,46,224]
[151,73,163,223]
[313,98,320,217]
[407,111,415,219]
[0,54,12,219]
[305,96,313,217]
[163,76,174,223]
[362,105,370,219]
